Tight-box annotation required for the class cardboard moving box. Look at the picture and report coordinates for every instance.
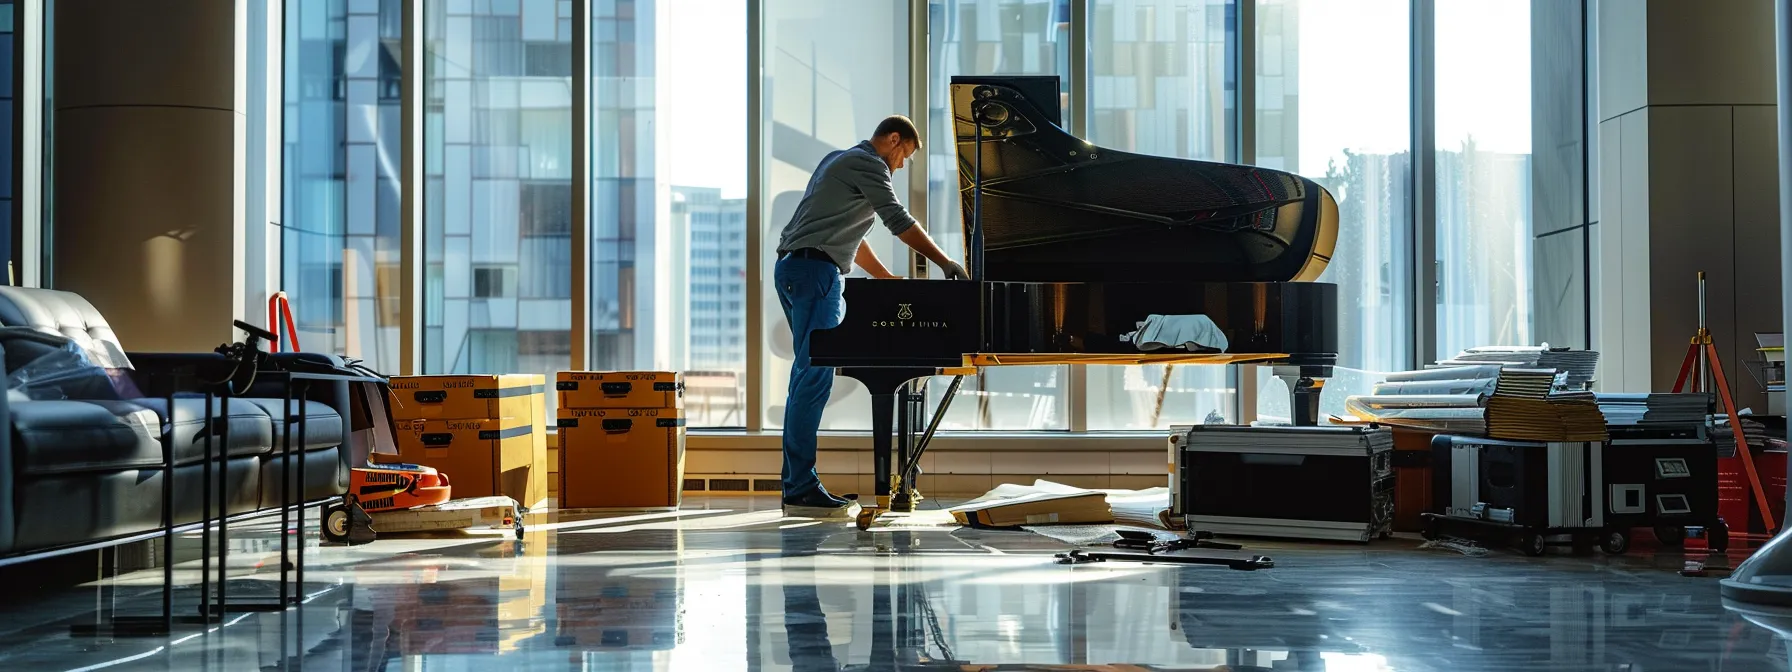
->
[384,416,549,510]
[389,374,546,421]
[558,371,683,410]
[558,407,686,509]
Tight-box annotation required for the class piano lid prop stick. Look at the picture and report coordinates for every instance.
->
[897,374,966,492]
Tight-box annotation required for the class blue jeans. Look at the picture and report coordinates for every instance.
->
[775,255,845,498]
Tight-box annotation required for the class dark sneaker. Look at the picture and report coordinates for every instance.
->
[783,487,859,519]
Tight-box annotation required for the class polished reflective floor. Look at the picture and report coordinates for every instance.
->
[0,496,1786,671]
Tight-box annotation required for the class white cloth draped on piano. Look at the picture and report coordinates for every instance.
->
[1118,314,1229,353]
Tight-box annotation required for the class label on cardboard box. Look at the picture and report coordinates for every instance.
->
[556,406,687,429]
[557,371,683,410]
[389,374,546,421]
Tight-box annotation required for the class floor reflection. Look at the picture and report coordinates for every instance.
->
[0,498,1787,670]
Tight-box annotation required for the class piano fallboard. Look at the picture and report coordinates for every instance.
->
[809,278,1338,369]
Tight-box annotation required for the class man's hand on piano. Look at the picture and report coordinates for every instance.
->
[940,260,970,281]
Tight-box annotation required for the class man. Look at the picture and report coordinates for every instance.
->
[775,115,968,518]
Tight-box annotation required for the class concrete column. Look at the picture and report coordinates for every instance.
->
[1594,0,1780,412]
[51,1,246,352]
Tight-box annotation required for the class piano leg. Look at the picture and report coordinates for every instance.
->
[1273,364,1332,427]
[841,367,937,512]
[870,388,896,510]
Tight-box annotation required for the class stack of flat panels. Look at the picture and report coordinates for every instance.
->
[1343,365,1495,433]
[1178,425,1395,542]
[1440,345,1601,389]
[1596,393,1711,427]
[1484,369,1608,442]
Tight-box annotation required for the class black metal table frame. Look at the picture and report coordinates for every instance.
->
[61,367,382,637]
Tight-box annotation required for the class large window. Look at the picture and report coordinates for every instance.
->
[421,0,574,409]
[1085,0,1238,430]
[1435,0,1532,357]
[283,0,404,372]
[924,0,1069,430]
[257,0,1577,436]
[761,1,909,430]
[609,0,750,427]
[1257,0,1412,374]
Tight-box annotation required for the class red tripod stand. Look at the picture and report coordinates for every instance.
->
[1671,272,1777,536]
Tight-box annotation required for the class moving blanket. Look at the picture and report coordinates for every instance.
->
[1119,314,1229,353]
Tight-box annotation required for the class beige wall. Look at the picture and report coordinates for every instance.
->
[51,1,246,353]
[1595,0,1782,411]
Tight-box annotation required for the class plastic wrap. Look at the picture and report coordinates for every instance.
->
[0,328,138,401]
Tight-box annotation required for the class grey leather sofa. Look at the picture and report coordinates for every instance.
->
[0,287,350,557]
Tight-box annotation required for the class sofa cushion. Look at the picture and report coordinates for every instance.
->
[236,398,344,452]
[104,398,275,465]
[10,400,150,475]
[13,397,274,476]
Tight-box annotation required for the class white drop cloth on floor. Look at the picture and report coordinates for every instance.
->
[1020,524,1178,547]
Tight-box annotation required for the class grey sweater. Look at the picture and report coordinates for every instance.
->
[776,141,919,272]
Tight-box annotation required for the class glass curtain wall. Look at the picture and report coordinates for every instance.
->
[759,0,910,431]
[256,0,1576,434]
[1084,0,1238,430]
[422,0,574,413]
[924,0,1069,430]
[283,0,405,371]
[1434,0,1532,358]
[596,0,749,427]
[1253,0,1411,422]
[760,1,909,430]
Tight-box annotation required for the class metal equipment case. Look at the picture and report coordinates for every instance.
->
[1425,435,1614,555]
[1175,425,1395,542]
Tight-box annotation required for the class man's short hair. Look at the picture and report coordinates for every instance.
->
[873,115,922,148]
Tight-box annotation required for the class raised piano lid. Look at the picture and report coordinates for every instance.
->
[952,75,1339,284]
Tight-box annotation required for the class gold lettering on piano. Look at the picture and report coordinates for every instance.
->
[872,303,947,329]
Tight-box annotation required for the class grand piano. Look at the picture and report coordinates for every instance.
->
[810,75,1340,517]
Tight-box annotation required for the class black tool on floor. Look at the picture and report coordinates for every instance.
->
[1113,529,1242,553]
[1054,549,1274,571]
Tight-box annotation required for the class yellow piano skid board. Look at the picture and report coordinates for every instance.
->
[367,496,523,535]
[962,352,1289,367]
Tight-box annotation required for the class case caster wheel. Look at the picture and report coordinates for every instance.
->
[1521,532,1547,557]
[1600,529,1630,555]
[322,497,377,545]
[322,506,350,544]
[1654,525,1686,547]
